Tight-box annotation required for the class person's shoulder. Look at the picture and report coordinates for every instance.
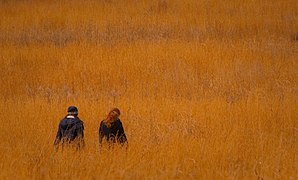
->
[115,119,123,125]
[59,117,67,123]
[75,117,84,124]
[99,120,106,127]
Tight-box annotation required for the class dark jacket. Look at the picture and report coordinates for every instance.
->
[54,115,84,149]
[99,119,127,146]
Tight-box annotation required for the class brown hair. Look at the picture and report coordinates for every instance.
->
[103,108,120,128]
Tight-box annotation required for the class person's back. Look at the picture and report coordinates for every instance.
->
[54,106,84,150]
[99,108,127,146]
[99,118,127,144]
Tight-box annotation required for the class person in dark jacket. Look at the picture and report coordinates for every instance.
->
[99,108,128,147]
[54,106,85,150]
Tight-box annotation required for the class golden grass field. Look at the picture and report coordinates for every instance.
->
[0,0,297,179]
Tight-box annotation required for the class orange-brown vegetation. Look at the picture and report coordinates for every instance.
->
[0,0,297,179]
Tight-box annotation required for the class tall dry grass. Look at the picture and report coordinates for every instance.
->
[0,0,297,179]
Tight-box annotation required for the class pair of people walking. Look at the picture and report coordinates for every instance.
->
[54,106,127,150]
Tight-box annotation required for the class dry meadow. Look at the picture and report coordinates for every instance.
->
[0,0,297,179]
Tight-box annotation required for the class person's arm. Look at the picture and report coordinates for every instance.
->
[117,120,128,145]
[99,121,104,146]
[77,122,84,138]
[77,122,85,148]
[72,119,84,150]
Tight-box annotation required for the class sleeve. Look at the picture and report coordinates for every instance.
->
[99,121,104,145]
[117,120,128,145]
[76,121,85,149]
[77,122,84,138]
[54,122,62,146]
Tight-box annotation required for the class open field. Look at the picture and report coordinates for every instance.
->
[0,0,297,179]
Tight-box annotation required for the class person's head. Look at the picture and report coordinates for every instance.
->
[104,108,120,128]
[67,106,78,117]
[109,108,120,119]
